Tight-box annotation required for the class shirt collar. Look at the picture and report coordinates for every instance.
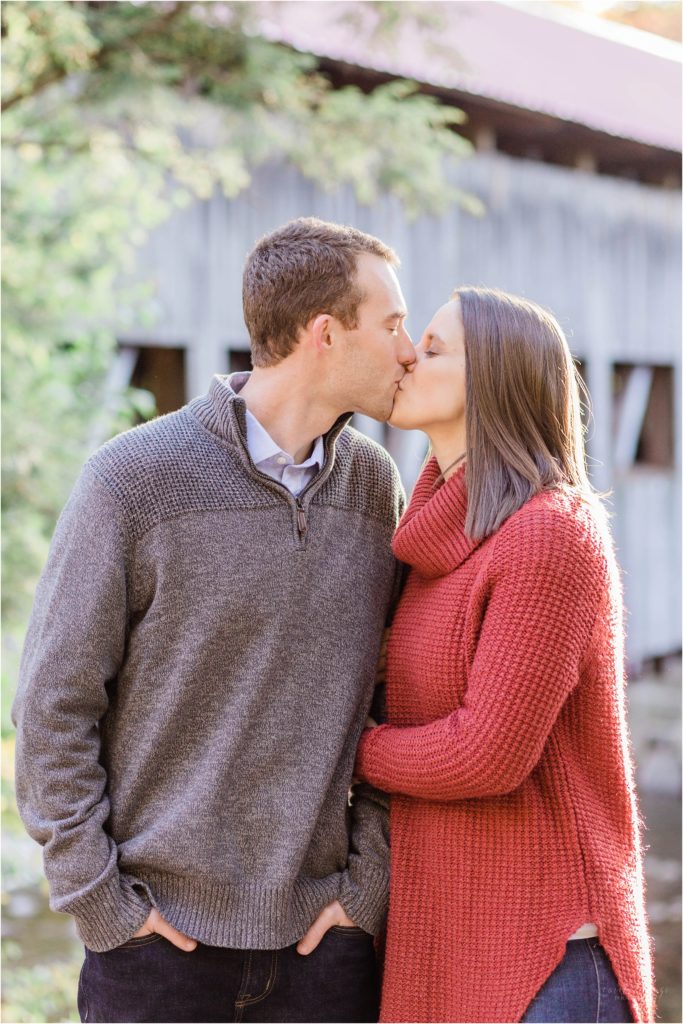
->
[245,406,325,471]
[223,372,326,471]
[188,374,352,499]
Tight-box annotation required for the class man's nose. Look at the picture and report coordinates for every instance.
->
[398,329,417,369]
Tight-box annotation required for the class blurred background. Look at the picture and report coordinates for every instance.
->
[2,1,681,1020]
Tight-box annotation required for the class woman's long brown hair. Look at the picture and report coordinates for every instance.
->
[453,286,598,540]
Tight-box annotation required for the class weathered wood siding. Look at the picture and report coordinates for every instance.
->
[122,152,682,663]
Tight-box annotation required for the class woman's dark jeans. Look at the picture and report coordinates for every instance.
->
[521,938,634,1023]
[78,926,380,1023]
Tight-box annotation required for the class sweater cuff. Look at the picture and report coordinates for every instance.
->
[56,871,156,952]
[338,863,389,936]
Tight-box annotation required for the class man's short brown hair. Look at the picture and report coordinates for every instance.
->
[242,217,399,366]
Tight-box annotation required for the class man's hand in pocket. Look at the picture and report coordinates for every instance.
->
[296,900,359,956]
[131,907,197,951]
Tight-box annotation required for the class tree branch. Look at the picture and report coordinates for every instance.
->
[2,2,184,113]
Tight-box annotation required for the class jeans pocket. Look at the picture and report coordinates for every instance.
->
[328,925,369,936]
[117,933,164,949]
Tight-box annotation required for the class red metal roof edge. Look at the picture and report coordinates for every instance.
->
[257,1,682,153]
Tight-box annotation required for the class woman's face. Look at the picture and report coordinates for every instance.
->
[389,298,467,432]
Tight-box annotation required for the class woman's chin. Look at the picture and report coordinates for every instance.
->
[388,399,419,432]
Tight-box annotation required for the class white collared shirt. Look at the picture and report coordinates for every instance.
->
[220,372,326,496]
[244,406,325,497]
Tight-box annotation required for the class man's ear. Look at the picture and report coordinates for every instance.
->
[308,313,335,353]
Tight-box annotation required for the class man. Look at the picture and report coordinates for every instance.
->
[12,217,416,1022]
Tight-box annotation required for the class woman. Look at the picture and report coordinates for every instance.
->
[354,287,654,1024]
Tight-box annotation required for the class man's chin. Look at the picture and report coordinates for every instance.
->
[354,395,395,424]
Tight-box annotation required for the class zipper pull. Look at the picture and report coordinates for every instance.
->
[296,504,308,536]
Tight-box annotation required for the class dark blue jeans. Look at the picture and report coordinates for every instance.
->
[521,938,634,1023]
[78,926,379,1023]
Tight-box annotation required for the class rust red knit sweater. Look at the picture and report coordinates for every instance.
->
[355,457,655,1023]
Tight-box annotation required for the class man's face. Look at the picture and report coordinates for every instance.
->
[335,253,416,421]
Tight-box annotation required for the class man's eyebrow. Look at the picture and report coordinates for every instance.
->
[384,310,408,323]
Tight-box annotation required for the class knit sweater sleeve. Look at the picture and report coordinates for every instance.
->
[355,500,607,801]
[10,463,153,950]
[338,669,391,934]
[338,781,390,934]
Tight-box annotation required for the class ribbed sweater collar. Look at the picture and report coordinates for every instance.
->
[392,456,485,579]
[190,373,353,477]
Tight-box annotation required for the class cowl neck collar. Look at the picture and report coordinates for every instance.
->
[392,456,487,578]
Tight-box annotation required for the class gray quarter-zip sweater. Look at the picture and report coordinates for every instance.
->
[11,373,405,953]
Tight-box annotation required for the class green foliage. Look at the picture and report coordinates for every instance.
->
[292,80,477,217]
[1,955,81,1024]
